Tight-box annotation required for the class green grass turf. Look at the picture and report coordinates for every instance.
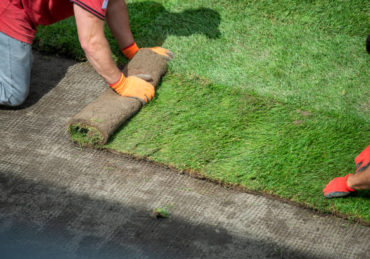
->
[106,73,370,222]
[34,0,370,222]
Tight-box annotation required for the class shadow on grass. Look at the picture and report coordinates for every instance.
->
[127,1,221,47]
[0,171,312,259]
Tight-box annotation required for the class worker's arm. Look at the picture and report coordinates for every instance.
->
[105,0,173,60]
[105,0,134,52]
[74,4,121,84]
[73,3,154,104]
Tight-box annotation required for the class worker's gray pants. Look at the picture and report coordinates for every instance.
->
[0,31,32,107]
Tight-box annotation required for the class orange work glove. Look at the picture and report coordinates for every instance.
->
[323,174,355,198]
[110,73,155,105]
[121,42,174,60]
[355,145,370,172]
[149,46,174,60]
[121,42,139,60]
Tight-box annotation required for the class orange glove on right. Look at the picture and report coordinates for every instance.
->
[323,174,355,198]
[110,73,155,105]
[355,145,370,172]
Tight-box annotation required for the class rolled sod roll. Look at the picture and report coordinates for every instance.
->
[67,48,168,146]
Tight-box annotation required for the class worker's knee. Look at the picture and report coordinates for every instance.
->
[0,32,32,107]
[0,80,29,107]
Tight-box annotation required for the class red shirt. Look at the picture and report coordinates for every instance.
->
[0,0,107,44]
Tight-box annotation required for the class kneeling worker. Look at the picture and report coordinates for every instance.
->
[0,0,173,107]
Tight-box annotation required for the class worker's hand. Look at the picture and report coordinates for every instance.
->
[149,47,174,60]
[355,145,370,172]
[323,174,355,198]
[110,73,155,105]
[122,42,174,60]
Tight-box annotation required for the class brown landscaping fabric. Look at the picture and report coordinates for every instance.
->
[67,48,168,145]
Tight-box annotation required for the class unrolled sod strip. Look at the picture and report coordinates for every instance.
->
[67,48,169,146]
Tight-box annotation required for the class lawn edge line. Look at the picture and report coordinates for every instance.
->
[77,143,370,227]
